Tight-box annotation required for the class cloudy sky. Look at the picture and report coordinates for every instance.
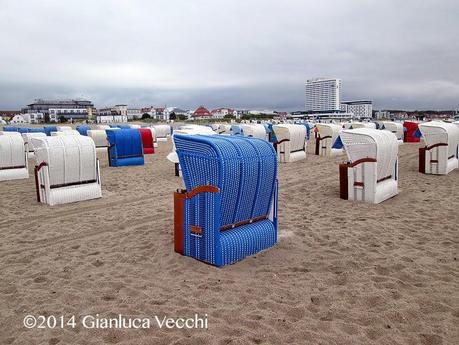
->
[0,0,458,111]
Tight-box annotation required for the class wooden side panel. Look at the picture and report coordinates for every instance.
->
[419,147,426,173]
[339,163,349,200]
[174,191,185,254]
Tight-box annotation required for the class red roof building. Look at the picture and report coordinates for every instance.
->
[193,106,212,117]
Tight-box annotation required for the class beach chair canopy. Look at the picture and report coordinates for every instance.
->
[239,124,268,140]
[152,125,171,139]
[51,130,80,136]
[167,127,217,164]
[87,130,109,148]
[138,128,155,154]
[76,125,91,136]
[106,128,144,167]
[218,124,232,134]
[419,121,459,159]
[382,121,404,141]
[174,134,278,266]
[43,126,58,136]
[403,121,420,142]
[316,123,342,143]
[57,126,72,131]
[178,124,215,135]
[230,125,243,135]
[341,128,398,182]
[2,126,19,132]
[22,132,47,152]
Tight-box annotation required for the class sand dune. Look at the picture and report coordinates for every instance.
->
[0,138,458,344]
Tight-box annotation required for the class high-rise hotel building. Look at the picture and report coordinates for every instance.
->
[305,78,342,112]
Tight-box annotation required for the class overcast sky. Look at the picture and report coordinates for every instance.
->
[0,0,458,111]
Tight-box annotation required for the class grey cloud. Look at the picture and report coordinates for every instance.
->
[0,0,458,110]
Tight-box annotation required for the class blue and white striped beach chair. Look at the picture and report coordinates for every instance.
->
[173,134,278,267]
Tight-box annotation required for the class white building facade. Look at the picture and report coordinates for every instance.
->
[340,101,373,119]
[305,78,342,112]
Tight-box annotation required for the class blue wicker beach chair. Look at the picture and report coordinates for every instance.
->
[173,134,278,267]
[76,125,91,136]
[106,129,144,167]
[43,126,58,136]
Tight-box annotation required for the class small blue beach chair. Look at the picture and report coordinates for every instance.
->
[106,129,144,167]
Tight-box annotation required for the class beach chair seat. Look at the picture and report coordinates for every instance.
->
[272,124,307,162]
[0,132,29,181]
[106,129,144,167]
[32,135,102,205]
[173,134,278,267]
[418,121,459,175]
[339,128,399,204]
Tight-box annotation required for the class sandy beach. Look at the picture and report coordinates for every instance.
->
[0,138,458,345]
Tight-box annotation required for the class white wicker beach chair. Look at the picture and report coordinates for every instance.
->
[32,135,102,205]
[315,123,344,157]
[0,132,29,181]
[382,121,404,143]
[51,129,80,136]
[272,124,307,162]
[22,132,47,157]
[418,121,459,175]
[339,128,399,204]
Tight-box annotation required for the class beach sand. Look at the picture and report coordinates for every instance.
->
[0,138,458,344]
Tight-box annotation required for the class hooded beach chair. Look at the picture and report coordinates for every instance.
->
[87,129,110,157]
[22,132,47,157]
[152,125,171,142]
[339,128,399,204]
[403,121,420,143]
[33,135,102,205]
[0,132,29,181]
[315,123,345,157]
[218,124,232,134]
[76,125,91,136]
[138,128,155,154]
[106,128,144,167]
[272,124,307,163]
[382,121,404,144]
[173,134,278,267]
[51,129,80,136]
[43,126,58,136]
[240,124,268,140]
[2,126,19,132]
[57,126,72,132]
[418,121,459,175]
